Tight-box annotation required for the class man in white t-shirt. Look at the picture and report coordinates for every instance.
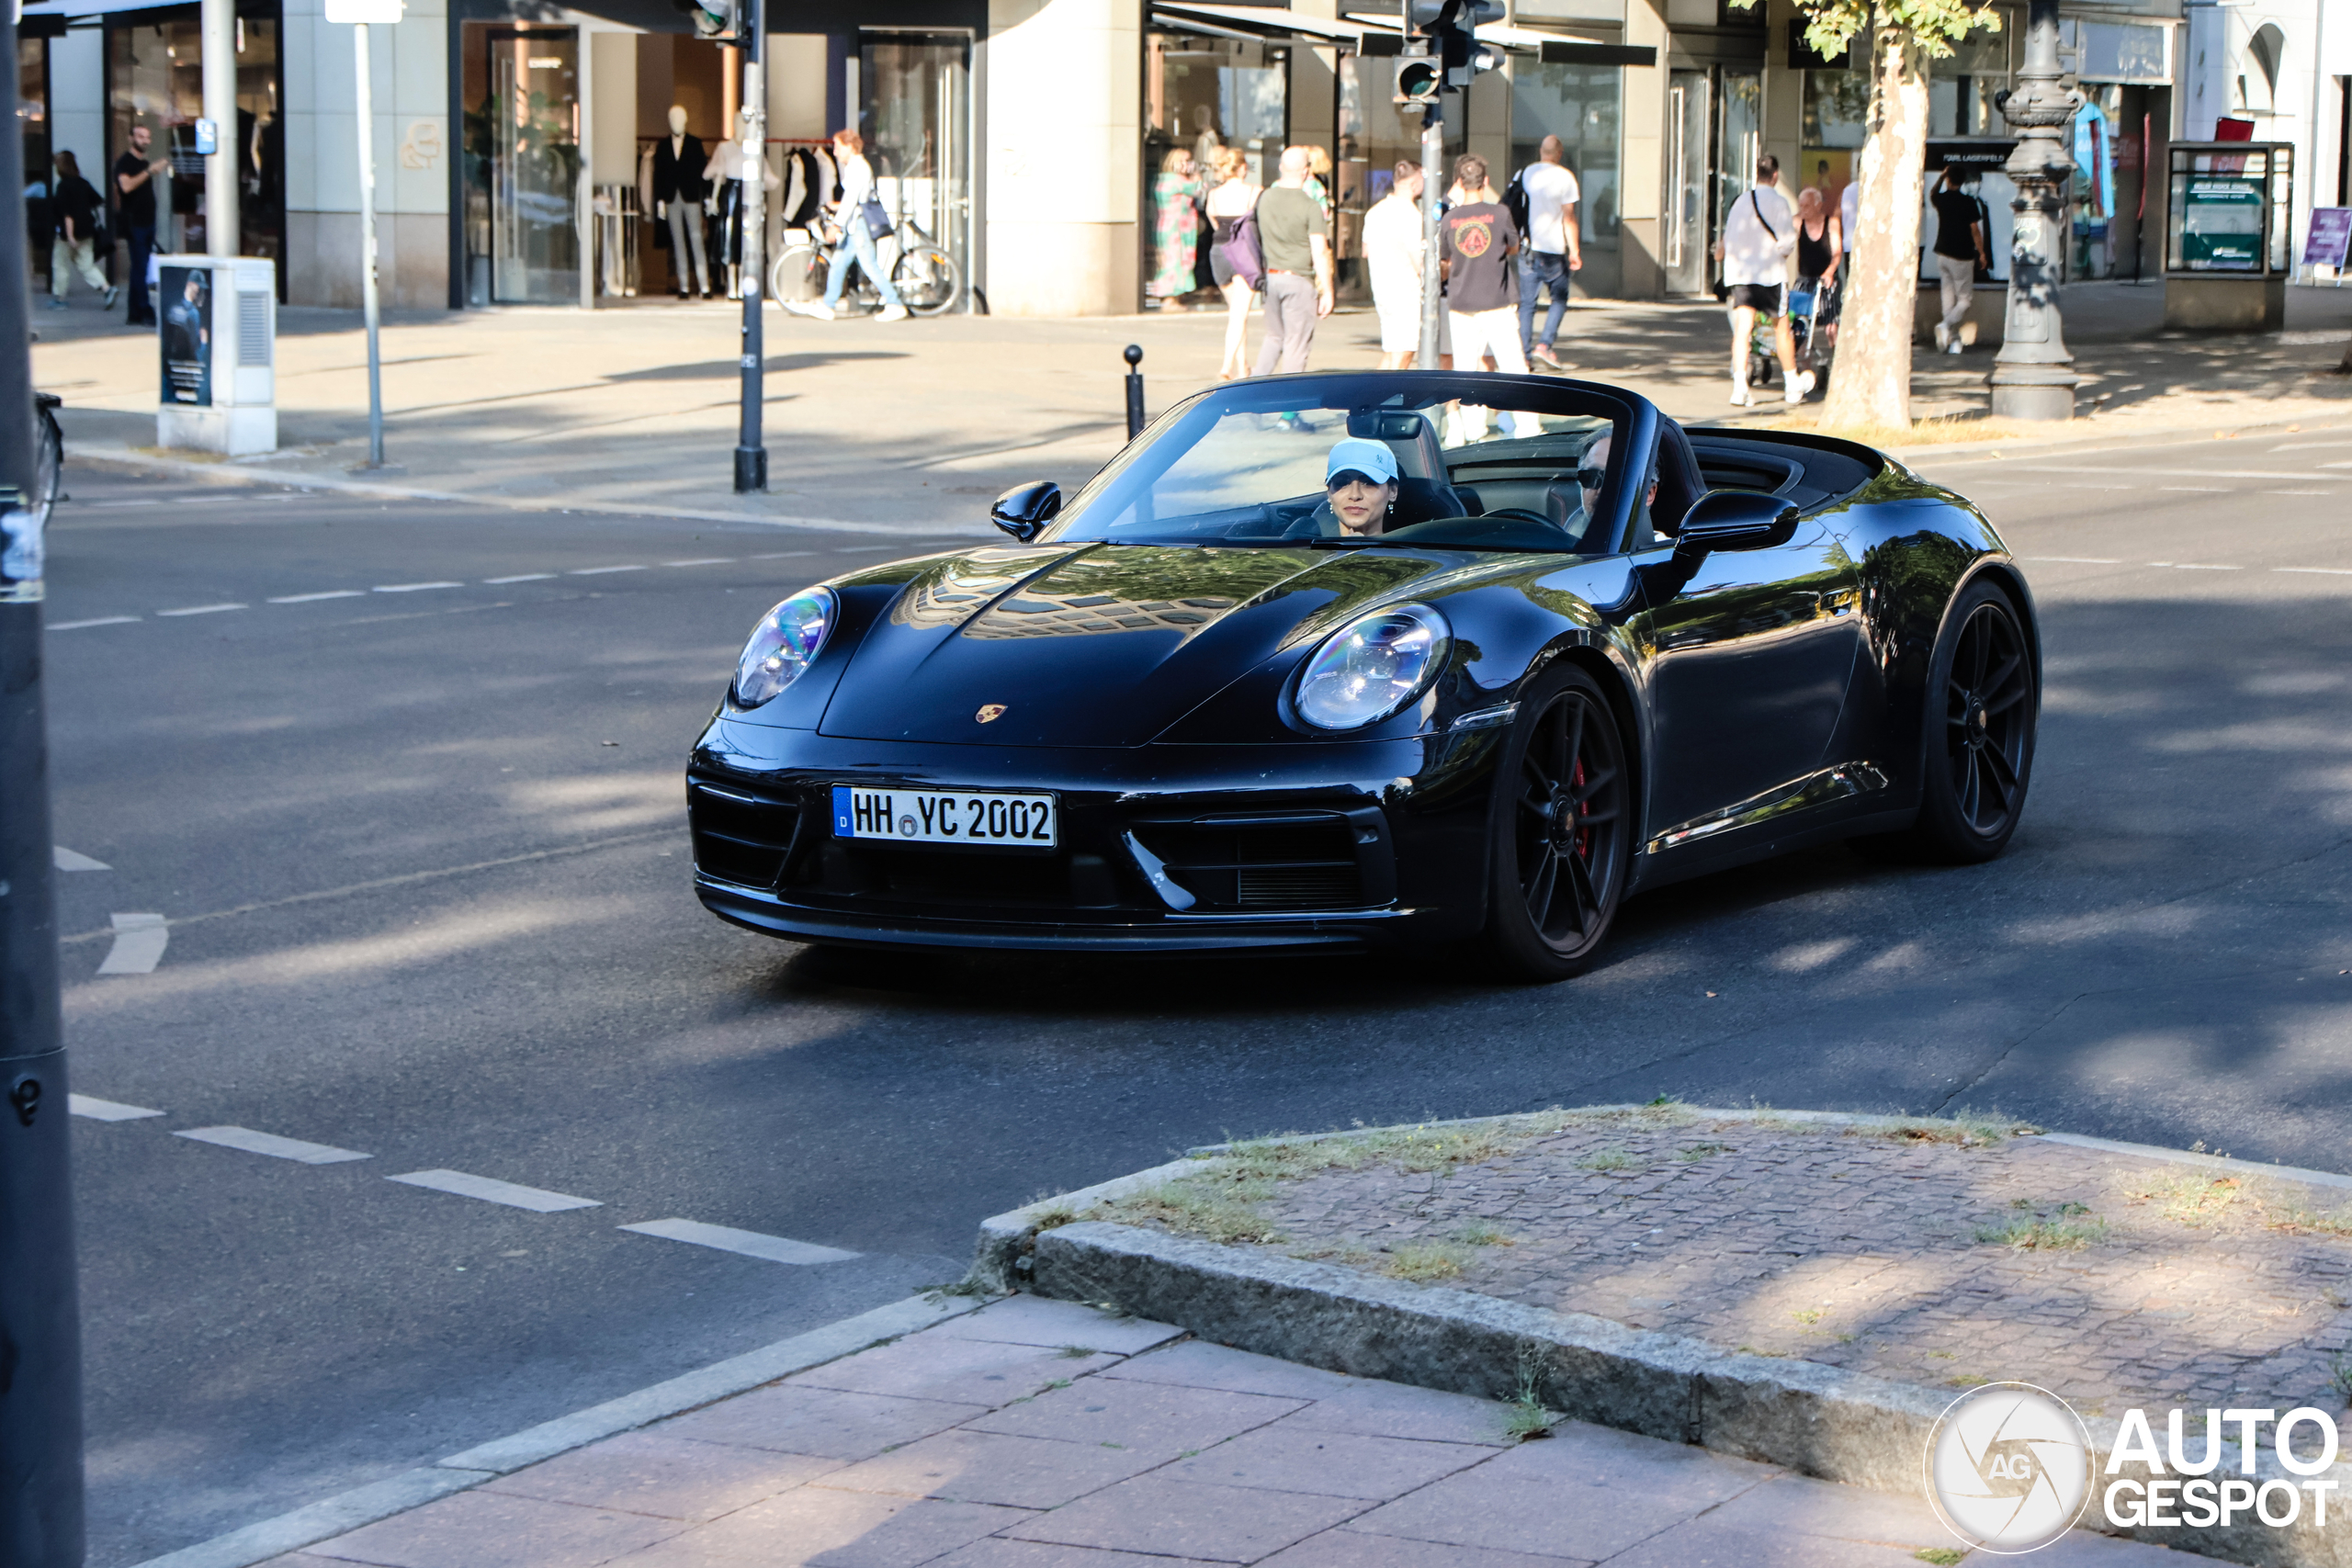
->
[1363,160,1429,368]
[1716,152,1809,406]
[1516,136,1582,368]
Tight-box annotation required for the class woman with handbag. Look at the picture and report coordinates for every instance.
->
[1203,147,1261,381]
[793,129,907,322]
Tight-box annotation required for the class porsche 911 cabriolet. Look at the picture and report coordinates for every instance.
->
[686,373,2037,980]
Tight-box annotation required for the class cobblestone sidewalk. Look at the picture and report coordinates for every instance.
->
[1095,1108,2352,1433]
[249,1292,2175,1568]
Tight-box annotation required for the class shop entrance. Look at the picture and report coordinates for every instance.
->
[106,3,284,281]
[1664,64,1759,296]
[461,24,581,306]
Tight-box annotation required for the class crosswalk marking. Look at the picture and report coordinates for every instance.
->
[96,912,168,975]
[175,1125,371,1164]
[53,846,110,871]
[618,1218,858,1265]
[388,1169,602,1212]
[70,1094,164,1122]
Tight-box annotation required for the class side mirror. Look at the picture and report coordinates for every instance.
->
[1674,489,1799,555]
[989,480,1062,542]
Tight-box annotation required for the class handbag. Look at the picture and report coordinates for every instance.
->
[1216,211,1264,291]
[860,197,891,243]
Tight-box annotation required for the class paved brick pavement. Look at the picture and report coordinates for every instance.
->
[246,1294,2180,1567]
[1142,1111,2352,1429]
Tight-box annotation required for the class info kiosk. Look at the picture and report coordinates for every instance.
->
[2163,142,2293,333]
[154,254,278,456]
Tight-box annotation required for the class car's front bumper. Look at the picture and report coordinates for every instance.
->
[686,716,1501,953]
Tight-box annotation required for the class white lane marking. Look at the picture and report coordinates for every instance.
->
[83,499,164,507]
[175,1125,371,1164]
[268,590,367,604]
[96,912,168,975]
[839,546,894,553]
[70,1094,164,1121]
[618,1218,859,1265]
[156,604,247,617]
[2319,461,2352,469]
[2157,486,2230,492]
[2268,490,2334,496]
[2024,556,2120,565]
[49,616,141,631]
[2168,563,2243,571]
[2271,441,2352,452]
[2275,567,2352,576]
[388,1169,602,1212]
[568,565,647,576]
[482,573,558,584]
[748,551,815,559]
[373,581,464,593]
[53,846,110,871]
[662,558,735,568]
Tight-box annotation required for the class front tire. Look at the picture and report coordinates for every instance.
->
[1888,578,2038,863]
[1480,665,1632,982]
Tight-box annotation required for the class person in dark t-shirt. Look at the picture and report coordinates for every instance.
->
[1439,154,1538,440]
[1929,167,1988,354]
[114,123,167,325]
[48,152,113,308]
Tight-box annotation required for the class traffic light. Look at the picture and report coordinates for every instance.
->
[1394,42,1441,108]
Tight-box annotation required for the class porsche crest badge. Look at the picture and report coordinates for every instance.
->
[975,704,1008,724]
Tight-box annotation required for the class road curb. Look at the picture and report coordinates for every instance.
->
[128,1290,990,1568]
[970,1111,2352,1567]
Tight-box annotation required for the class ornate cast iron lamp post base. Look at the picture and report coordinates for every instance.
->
[1989,0,2082,422]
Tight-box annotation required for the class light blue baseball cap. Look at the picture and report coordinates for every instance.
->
[1325,437,1400,488]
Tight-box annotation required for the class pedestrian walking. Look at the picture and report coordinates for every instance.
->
[1715,152,1809,407]
[790,128,908,323]
[1930,166,1988,354]
[1251,145,1332,378]
[49,152,115,310]
[1440,154,1539,441]
[1514,135,1581,368]
[1204,147,1260,381]
[1363,160,1427,369]
[114,122,166,326]
[1303,145,1334,220]
[1149,148,1204,310]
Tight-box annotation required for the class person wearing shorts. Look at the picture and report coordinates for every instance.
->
[1439,154,1540,442]
[1364,159,1427,367]
[1715,152,1808,407]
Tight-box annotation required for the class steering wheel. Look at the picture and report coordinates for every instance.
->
[1476,507,1569,533]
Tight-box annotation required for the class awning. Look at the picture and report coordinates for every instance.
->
[25,0,212,20]
[1149,3,1373,43]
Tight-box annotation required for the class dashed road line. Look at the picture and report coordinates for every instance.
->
[568,565,647,576]
[96,912,168,974]
[662,558,735,567]
[156,604,246,617]
[175,1126,372,1164]
[482,573,558,584]
[2157,486,2230,492]
[2276,567,2352,576]
[269,590,367,604]
[50,616,141,631]
[618,1218,858,1265]
[53,846,110,871]
[70,1094,164,1122]
[388,1169,603,1213]
[373,581,465,593]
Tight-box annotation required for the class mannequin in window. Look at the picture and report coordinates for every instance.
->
[650,105,713,299]
[703,108,778,299]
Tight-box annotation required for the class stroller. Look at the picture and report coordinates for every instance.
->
[1746,276,1841,387]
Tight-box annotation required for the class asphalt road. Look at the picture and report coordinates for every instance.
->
[44,424,2352,1564]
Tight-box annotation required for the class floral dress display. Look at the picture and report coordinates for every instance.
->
[1150,170,1204,299]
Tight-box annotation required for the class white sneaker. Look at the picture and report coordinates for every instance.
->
[785,300,834,321]
[1797,370,1816,398]
[1947,339,1964,355]
[1728,385,1755,407]
[876,303,910,322]
[1933,321,1951,351]
[1782,378,1807,405]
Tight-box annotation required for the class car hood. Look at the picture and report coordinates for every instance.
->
[817,542,1454,746]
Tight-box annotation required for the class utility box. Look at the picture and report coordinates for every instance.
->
[2163,142,2292,333]
[154,254,277,456]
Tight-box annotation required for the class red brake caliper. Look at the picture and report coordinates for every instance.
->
[1571,757,1589,863]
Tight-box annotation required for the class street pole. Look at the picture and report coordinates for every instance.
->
[201,0,237,255]
[1416,104,1444,368]
[1988,0,2081,421]
[0,0,87,1558]
[733,0,767,494]
[354,20,387,468]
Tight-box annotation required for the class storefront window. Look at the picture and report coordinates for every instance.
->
[862,31,969,309]
[461,25,580,306]
[1145,31,1286,302]
[107,6,281,265]
[1510,62,1621,257]
[21,35,49,263]
[1802,67,1866,217]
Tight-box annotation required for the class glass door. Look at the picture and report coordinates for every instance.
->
[862,31,970,308]
[1666,69,1708,293]
[1713,67,1761,277]
[465,26,579,306]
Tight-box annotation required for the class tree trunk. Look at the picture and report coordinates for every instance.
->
[1823,10,1930,430]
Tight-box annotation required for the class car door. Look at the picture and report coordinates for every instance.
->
[1627,519,1865,844]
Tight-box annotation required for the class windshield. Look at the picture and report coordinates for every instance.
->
[1042,374,1632,555]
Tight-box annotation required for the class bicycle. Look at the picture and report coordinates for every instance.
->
[772,210,961,318]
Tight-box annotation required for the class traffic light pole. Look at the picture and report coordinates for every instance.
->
[0,0,88,1556]
[733,0,768,493]
[1416,104,1444,369]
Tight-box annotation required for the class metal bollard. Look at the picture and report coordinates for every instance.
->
[1124,344,1146,440]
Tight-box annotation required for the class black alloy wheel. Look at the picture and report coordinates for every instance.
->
[1484,665,1631,981]
[1899,579,2038,863]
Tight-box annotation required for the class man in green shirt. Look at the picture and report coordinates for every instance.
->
[1251,146,1333,376]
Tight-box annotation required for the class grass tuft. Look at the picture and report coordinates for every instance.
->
[1577,1145,1638,1172]
[1386,1241,1478,1282]
[1916,1550,1968,1566]
[2133,1171,2245,1225]
[1973,1214,2109,1251]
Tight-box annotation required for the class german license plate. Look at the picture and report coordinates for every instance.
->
[831,786,1058,848]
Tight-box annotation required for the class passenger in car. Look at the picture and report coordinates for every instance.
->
[1324,437,1401,536]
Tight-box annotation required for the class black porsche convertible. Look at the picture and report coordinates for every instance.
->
[686,373,2037,981]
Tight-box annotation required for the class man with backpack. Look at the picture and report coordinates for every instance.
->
[1507,136,1580,368]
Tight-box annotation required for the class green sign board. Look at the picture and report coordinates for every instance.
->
[2181,176,2265,271]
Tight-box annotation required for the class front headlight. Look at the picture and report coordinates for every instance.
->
[1295,604,1451,731]
[731,587,836,708]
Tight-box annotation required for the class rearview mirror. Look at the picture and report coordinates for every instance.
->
[990,480,1062,542]
[1675,490,1799,555]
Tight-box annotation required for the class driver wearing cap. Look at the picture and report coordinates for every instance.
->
[1323,437,1401,536]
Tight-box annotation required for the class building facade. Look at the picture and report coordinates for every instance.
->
[16,0,2345,313]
